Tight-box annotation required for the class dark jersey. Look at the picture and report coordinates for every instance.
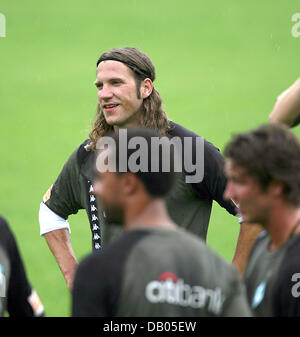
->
[0,216,44,317]
[72,227,251,317]
[244,231,300,317]
[43,122,236,249]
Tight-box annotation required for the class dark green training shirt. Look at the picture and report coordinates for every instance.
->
[72,227,251,317]
[43,122,236,249]
[244,231,300,317]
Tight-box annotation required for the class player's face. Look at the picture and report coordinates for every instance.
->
[224,159,273,225]
[93,169,125,225]
[94,60,144,129]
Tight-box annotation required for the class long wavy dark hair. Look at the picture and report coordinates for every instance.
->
[86,47,171,151]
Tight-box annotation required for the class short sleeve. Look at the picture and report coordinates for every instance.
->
[44,146,83,219]
[167,122,236,216]
[190,139,236,216]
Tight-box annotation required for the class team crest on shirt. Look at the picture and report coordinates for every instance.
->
[43,185,53,202]
[252,281,267,308]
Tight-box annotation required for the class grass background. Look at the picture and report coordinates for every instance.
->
[0,0,300,316]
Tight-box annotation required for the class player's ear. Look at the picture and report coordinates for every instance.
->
[120,173,139,196]
[140,78,153,99]
[268,180,284,198]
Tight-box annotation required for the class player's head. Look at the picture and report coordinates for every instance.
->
[93,127,178,224]
[223,124,300,225]
[88,47,170,150]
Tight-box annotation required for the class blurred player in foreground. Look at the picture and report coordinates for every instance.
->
[72,128,251,317]
[0,216,44,317]
[224,124,300,316]
[269,77,300,127]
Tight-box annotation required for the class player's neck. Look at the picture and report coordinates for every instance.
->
[125,198,176,231]
[267,204,300,251]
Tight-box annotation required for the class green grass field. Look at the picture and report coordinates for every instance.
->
[1,0,300,316]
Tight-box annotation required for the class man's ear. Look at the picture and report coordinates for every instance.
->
[140,78,153,99]
[120,173,139,196]
[268,180,284,198]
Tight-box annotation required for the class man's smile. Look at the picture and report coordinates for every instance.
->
[102,103,120,113]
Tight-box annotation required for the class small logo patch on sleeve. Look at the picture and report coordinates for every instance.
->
[43,185,53,203]
[28,289,44,316]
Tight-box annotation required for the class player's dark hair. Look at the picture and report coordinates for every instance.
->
[87,47,171,150]
[101,128,178,197]
[224,123,300,206]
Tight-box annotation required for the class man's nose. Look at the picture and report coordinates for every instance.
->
[98,84,113,100]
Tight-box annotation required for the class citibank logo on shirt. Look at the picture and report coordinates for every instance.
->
[145,272,225,314]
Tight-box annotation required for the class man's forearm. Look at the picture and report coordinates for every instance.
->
[232,222,263,275]
[269,78,300,126]
[44,228,78,291]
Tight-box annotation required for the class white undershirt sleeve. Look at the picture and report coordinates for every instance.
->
[39,202,71,236]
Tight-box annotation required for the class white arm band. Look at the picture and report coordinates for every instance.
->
[39,202,71,236]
